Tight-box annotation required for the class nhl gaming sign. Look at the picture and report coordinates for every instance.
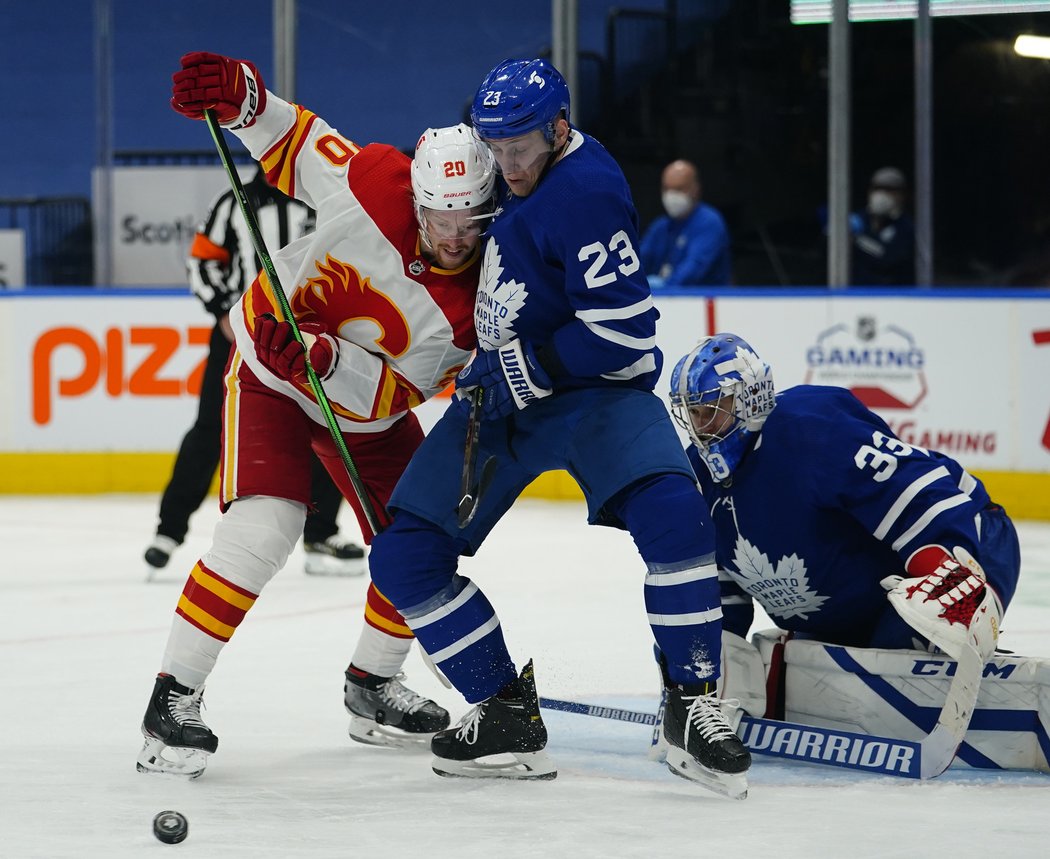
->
[804,317,927,410]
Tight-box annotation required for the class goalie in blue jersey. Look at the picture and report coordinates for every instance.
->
[368,59,751,796]
[668,332,1020,662]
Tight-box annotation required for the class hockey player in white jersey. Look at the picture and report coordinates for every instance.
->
[665,333,1029,769]
[136,52,497,778]
[367,59,750,797]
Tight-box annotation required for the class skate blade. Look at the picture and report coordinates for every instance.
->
[665,748,748,800]
[432,750,558,780]
[348,717,434,750]
[136,736,210,779]
[304,555,367,577]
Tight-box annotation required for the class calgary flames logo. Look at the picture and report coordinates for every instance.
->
[290,255,411,358]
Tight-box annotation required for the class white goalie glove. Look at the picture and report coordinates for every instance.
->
[882,545,1000,662]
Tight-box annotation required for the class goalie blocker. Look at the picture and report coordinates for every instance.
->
[720,630,1050,773]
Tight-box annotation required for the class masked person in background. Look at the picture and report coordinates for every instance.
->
[850,166,916,286]
[639,159,732,288]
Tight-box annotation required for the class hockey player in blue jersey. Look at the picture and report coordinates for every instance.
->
[367,59,750,796]
[667,332,1020,660]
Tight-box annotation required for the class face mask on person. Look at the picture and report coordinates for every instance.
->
[868,190,899,218]
[662,190,694,219]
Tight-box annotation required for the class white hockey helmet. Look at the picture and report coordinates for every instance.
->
[411,124,496,214]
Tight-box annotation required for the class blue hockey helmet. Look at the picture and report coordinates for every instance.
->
[470,58,571,144]
[668,333,776,483]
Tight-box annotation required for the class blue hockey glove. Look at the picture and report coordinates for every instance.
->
[455,339,553,421]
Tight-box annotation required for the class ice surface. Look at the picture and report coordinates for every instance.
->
[2,495,1048,858]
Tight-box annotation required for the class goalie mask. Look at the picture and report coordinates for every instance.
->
[669,333,776,483]
[411,124,496,250]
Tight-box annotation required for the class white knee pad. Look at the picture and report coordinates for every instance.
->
[201,496,306,593]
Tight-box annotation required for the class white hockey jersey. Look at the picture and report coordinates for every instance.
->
[226,95,479,432]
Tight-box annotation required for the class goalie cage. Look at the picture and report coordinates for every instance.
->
[745,629,1050,773]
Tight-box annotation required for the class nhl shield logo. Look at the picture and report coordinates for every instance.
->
[409,259,426,276]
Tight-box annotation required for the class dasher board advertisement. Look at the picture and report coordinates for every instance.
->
[653,290,1050,473]
[0,289,1047,510]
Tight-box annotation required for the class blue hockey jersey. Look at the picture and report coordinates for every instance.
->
[475,131,661,391]
[689,385,997,646]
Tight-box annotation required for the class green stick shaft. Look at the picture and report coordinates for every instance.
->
[203,110,384,536]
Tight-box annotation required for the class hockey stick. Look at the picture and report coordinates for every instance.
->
[541,644,984,781]
[456,387,496,528]
[204,110,383,536]
[540,697,658,726]
[539,696,929,778]
[913,622,986,778]
[541,696,926,776]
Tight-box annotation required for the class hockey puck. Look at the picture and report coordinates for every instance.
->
[152,810,188,844]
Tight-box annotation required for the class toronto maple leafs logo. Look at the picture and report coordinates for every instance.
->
[723,345,775,428]
[730,535,828,621]
[475,238,526,349]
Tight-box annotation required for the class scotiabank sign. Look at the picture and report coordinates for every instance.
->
[92,165,250,286]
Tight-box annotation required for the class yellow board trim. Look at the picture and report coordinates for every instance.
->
[0,454,1047,521]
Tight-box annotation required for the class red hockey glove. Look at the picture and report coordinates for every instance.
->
[171,51,267,128]
[253,316,336,384]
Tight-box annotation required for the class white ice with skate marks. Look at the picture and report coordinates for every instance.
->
[1,494,1049,858]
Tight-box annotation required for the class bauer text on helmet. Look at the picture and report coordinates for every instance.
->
[411,124,496,268]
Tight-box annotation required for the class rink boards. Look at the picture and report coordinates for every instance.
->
[1,286,1048,518]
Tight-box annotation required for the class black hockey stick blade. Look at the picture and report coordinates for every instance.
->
[458,454,497,529]
[457,388,483,528]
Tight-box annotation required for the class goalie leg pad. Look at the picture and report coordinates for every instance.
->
[778,637,1050,772]
[718,631,768,726]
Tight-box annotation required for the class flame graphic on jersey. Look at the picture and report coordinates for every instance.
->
[291,255,410,358]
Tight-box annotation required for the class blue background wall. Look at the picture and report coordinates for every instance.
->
[2,1,658,199]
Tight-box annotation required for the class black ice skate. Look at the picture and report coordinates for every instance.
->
[430,660,557,780]
[344,666,450,748]
[663,682,751,800]
[144,535,179,570]
[303,535,366,576]
[136,673,217,778]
